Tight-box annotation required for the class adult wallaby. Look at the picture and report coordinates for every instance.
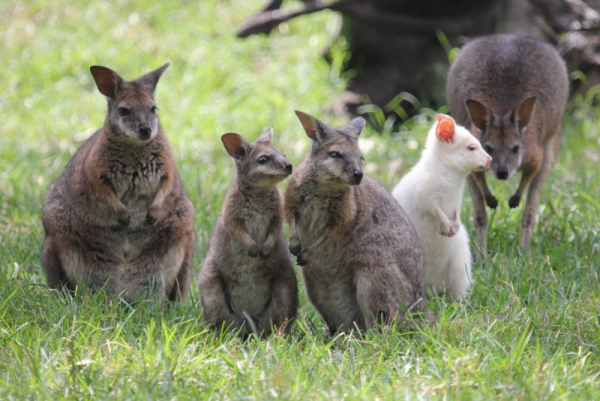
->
[284,111,425,333]
[447,34,569,253]
[392,114,491,299]
[41,63,195,304]
[197,129,298,337]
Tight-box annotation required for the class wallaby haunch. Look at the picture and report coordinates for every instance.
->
[447,34,568,253]
[285,111,425,333]
[197,129,298,336]
[392,115,491,299]
[41,63,195,303]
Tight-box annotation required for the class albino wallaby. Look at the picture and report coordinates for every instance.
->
[284,111,425,333]
[447,34,569,253]
[392,114,491,298]
[197,129,298,336]
[41,63,195,303]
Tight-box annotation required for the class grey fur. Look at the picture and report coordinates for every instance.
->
[41,63,195,304]
[447,35,569,253]
[197,130,298,337]
[285,111,425,333]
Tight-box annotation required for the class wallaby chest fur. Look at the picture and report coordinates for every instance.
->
[285,111,425,333]
[41,64,195,303]
[197,130,298,336]
[446,34,568,252]
[393,115,491,299]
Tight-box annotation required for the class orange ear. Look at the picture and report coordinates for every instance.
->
[435,114,455,143]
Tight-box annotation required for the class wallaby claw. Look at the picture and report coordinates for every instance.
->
[145,205,160,224]
[289,238,301,256]
[508,195,521,208]
[247,243,260,258]
[296,249,311,266]
[116,208,131,227]
[485,195,498,209]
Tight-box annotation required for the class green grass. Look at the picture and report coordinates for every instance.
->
[1,0,599,399]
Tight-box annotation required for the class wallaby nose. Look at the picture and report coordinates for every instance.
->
[139,125,152,139]
[284,163,292,173]
[351,170,363,185]
[496,166,509,180]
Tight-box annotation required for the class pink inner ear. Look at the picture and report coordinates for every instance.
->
[435,116,455,143]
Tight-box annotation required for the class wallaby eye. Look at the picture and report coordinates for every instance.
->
[118,107,130,117]
[483,145,493,155]
[151,106,158,114]
[329,151,341,158]
[511,145,520,154]
[468,145,477,151]
[258,156,269,164]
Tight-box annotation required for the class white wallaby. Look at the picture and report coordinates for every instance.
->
[392,114,492,299]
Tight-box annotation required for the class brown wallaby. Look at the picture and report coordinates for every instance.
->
[197,129,298,337]
[41,63,195,304]
[284,111,425,333]
[446,34,569,253]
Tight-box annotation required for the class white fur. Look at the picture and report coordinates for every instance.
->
[392,116,491,299]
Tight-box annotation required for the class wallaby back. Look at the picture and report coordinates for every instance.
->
[392,115,491,298]
[285,111,425,333]
[198,129,298,337]
[446,34,569,252]
[41,63,195,304]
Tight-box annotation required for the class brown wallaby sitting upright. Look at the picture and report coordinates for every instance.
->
[285,111,425,333]
[197,129,298,337]
[41,63,195,303]
[447,35,569,253]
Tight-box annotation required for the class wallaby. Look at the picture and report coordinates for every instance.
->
[392,114,491,299]
[284,111,425,333]
[41,63,195,304]
[447,34,569,253]
[197,129,298,336]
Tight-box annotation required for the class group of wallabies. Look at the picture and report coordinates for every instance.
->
[41,34,569,336]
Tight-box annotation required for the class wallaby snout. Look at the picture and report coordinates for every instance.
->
[350,169,363,185]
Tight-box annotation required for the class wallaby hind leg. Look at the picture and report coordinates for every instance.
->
[257,269,298,335]
[198,270,244,332]
[521,132,560,252]
[467,174,488,259]
[355,271,404,331]
[168,240,193,302]
[41,238,72,291]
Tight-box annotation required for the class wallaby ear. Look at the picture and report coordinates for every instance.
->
[295,110,320,140]
[221,133,248,160]
[343,117,366,139]
[465,99,489,131]
[90,66,123,98]
[513,96,537,128]
[434,114,455,143]
[256,128,273,144]
[136,63,170,93]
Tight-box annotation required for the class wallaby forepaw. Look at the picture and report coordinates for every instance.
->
[145,205,161,224]
[508,195,521,208]
[116,209,131,227]
[258,246,273,259]
[485,195,498,209]
[296,249,311,266]
[247,243,260,258]
[289,238,301,256]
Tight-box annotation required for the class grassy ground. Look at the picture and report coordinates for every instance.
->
[1,0,599,399]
